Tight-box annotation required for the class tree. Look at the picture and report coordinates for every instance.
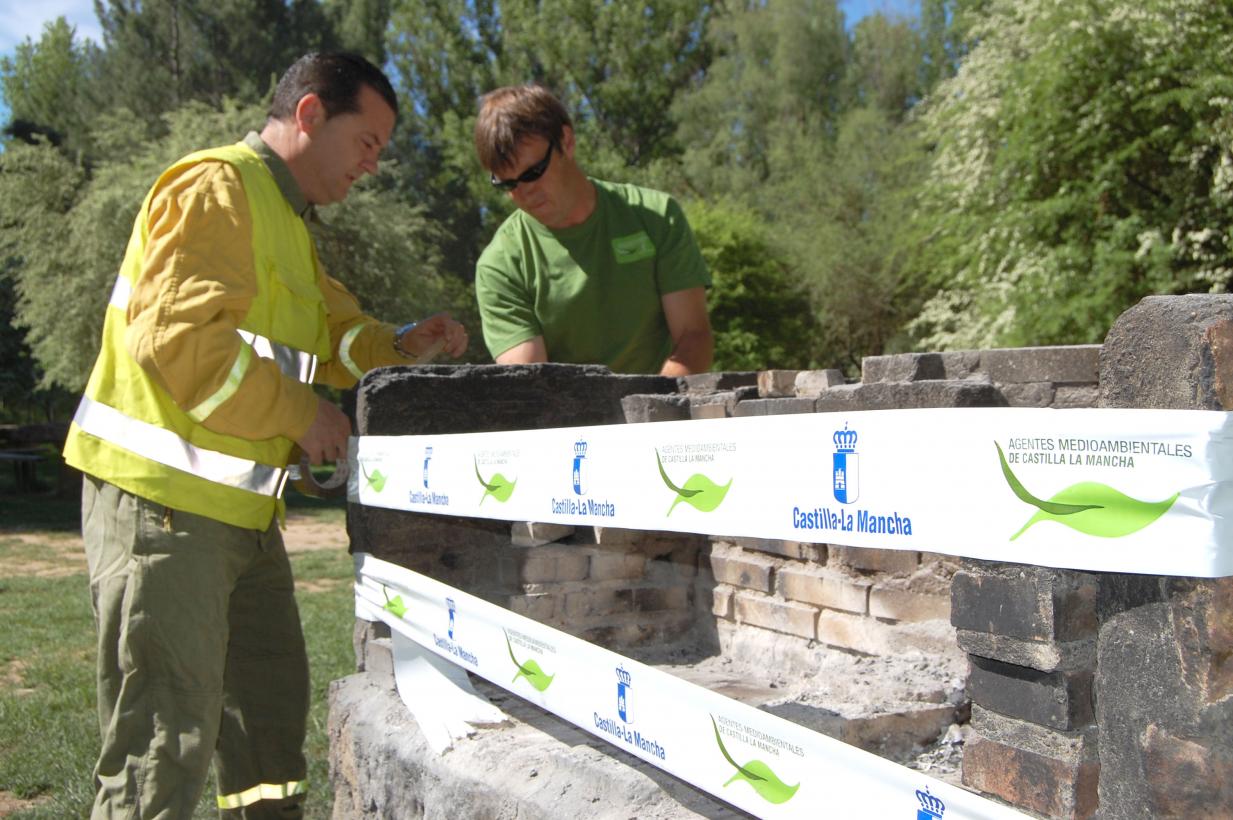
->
[673,0,848,197]
[907,0,1233,350]
[844,11,923,118]
[767,104,928,369]
[669,3,934,369]
[687,199,825,371]
[382,0,714,281]
[90,0,338,131]
[0,18,97,155]
[2,99,465,392]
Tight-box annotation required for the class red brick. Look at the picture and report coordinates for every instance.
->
[963,735,1098,819]
[733,592,817,639]
[815,609,903,655]
[508,593,556,620]
[777,567,868,614]
[634,585,689,612]
[562,587,632,619]
[726,536,816,561]
[828,546,919,573]
[588,550,646,581]
[690,402,728,420]
[868,586,950,622]
[517,546,589,584]
[709,550,775,593]
[757,369,800,397]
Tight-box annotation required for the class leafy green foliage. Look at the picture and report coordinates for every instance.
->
[7,0,1233,399]
[673,0,847,197]
[1,96,462,392]
[686,199,825,370]
[0,18,96,155]
[91,0,338,130]
[382,0,713,281]
[908,0,1233,350]
[674,1,934,370]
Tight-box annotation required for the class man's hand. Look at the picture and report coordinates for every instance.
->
[397,312,469,359]
[295,399,352,464]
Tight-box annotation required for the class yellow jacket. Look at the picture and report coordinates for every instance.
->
[65,136,407,529]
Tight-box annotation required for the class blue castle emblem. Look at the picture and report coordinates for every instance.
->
[833,424,859,504]
[446,597,456,640]
[422,446,433,489]
[573,439,588,496]
[616,664,633,723]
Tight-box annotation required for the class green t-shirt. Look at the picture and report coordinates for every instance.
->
[475,178,711,374]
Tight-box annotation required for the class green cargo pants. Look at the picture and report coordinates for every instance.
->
[82,476,309,819]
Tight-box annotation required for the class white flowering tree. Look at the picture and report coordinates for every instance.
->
[907,0,1233,349]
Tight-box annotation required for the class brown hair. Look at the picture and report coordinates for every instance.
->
[474,85,572,172]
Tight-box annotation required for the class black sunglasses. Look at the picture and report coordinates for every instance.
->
[490,142,556,192]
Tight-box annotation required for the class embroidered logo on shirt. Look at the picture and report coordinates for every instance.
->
[611,231,655,264]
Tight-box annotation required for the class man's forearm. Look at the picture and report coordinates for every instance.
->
[495,336,549,364]
[660,329,713,376]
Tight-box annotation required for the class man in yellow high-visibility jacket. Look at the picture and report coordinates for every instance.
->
[63,52,467,819]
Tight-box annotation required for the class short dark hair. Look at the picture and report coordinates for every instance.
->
[474,85,572,172]
[269,52,398,122]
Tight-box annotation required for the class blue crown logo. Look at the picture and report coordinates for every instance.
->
[916,787,945,819]
[616,664,633,723]
[833,425,858,452]
[573,440,588,496]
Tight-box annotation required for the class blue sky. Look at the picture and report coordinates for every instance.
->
[0,0,917,123]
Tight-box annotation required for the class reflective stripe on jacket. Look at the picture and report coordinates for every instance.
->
[64,141,331,530]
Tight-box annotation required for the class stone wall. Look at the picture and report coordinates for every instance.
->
[332,296,1233,819]
[951,296,1233,819]
[630,345,1099,664]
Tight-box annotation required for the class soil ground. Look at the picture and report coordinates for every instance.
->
[0,511,347,580]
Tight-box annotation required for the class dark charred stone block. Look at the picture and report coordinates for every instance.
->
[967,655,1094,730]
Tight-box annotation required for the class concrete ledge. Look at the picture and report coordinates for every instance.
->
[328,672,749,819]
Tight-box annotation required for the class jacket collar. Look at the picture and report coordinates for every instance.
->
[243,131,313,219]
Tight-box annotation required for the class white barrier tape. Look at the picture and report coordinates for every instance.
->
[389,631,506,753]
[350,407,1233,577]
[355,553,1025,819]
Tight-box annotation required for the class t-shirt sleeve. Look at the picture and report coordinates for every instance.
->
[655,196,712,295]
[475,237,543,359]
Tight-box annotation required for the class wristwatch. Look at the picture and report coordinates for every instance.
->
[393,321,418,358]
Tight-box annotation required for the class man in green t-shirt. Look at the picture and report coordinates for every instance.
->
[473,85,713,376]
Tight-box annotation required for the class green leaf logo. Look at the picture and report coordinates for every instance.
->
[996,443,1179,540]
[360,462,387,492]
[655,449,732,515]
[710,715,799,804]
[474,457,517,504]
[381,586,407,619]
[505,631,554,691]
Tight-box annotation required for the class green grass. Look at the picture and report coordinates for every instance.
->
[0,465,355,818]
